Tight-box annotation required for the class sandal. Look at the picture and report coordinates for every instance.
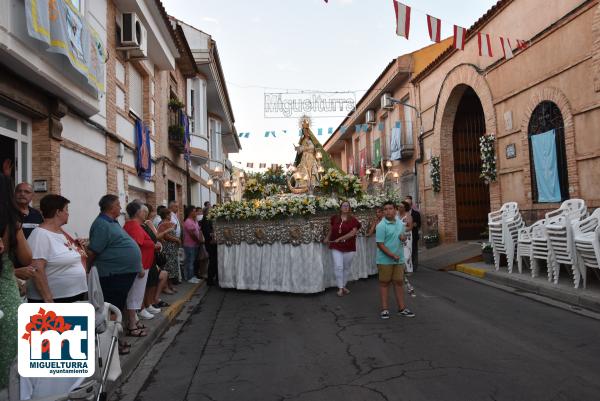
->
[337,289,344,297]
[118,341,131,355]
[126,327,147,337]
[136,322,147,330]
[162,289,175,295]
[343,288,350,295]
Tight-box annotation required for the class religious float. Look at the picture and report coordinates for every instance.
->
[210,119,401,293]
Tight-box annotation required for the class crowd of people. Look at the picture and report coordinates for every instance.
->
[325,196,421,320]
[0,162,219,389]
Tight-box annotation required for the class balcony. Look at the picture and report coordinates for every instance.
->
[190,134,209,164]
[400,144,414,159]
[168,123,185,153]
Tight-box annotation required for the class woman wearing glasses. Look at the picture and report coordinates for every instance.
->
[324,201,361,297]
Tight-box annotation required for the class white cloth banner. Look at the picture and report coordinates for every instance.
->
[219,237,378,293]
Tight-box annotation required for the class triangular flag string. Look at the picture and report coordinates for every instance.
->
[427,14,441,43]
[392,1,529,61]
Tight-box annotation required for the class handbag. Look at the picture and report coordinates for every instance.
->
[155,250,167,267]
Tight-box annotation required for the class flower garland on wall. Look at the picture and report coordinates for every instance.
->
[430,156,441,193]
[208,193,401,221]
[479,134,497,183]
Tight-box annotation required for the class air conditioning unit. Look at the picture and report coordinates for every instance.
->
[381,93,393,110]
[365,110,376,125]
[120,13,148,58]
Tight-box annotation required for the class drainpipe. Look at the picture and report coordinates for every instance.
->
[414,112,424,208]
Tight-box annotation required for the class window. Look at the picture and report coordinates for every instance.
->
[129,65,143,118]
[0,108,31,184]
[528,101,569,203]
[168,180,176,204]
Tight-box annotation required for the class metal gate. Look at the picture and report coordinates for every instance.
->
[452,88,490,241]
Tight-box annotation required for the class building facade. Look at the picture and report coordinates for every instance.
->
[412,0,600,242]
[323,40,451,202]
[0,0,238,236]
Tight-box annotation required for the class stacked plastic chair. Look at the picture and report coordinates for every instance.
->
[544,199,588,288]
[516,219,546,275]
[573,208,600,283]
[488,202,524,273]
[530,219,557,282]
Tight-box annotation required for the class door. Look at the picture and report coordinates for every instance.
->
[452,88,490,240]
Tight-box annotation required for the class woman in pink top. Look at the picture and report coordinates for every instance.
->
[183,206,204,283]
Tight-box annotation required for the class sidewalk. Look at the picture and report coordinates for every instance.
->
[453,261,600,313]
[108,280,206,396]
[418,241,600,314]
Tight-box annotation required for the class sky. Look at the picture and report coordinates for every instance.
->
[162,0,499,170]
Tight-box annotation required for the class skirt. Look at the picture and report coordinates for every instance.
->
[162,241,180,280]
[126,270,149,310]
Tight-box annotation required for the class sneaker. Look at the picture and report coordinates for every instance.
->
[398,308,415,318]
[138,309,155,320]
[380,310,390,320]
[146,305,161,314]
[187,277,200,284]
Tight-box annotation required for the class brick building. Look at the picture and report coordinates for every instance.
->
[323,40,452,203]
[0,0,239,236]
[413,0,600,242]
[326,0,600,244]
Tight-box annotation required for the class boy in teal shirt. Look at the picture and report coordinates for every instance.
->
[375,201,415,320]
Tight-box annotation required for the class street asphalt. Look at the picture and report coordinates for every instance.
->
[133,269,600,401]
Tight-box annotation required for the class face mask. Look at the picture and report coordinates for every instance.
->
[196,215,203,221]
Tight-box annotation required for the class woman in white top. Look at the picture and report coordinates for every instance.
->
[397,201,414,273]
[27,195,88,303]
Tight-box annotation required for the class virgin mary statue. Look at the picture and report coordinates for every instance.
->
[288,118,339,194]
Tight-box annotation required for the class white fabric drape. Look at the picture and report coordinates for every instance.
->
[219,237,378,293]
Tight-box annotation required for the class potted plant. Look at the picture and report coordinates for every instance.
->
[168,98,184,111]
[423,231,440,249]
[481,242,494,264]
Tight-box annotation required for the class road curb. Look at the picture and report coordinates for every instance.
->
[452,263,600,314]
[108,281,205,395]
[455,263,486,278]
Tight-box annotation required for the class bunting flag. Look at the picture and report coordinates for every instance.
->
[264,131,276,138]
[453,25,467,50]
[378,122,385,132]
[427,15,441,43]
[393,1,411,39]
[239,132,250,138]
[318,128,323,136]
[259,163,267,168]
[328,127,334,135]
[500,37,514,60]
[478,32,493,57]
[355,124,362,132]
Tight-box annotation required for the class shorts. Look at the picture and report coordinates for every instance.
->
[147,264,160,287]
[377,264,405,283]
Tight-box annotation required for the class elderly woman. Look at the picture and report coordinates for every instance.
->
[158,207,180,294]
[27,194,88,303]
[324,201,361,297]
[123,202,159,336]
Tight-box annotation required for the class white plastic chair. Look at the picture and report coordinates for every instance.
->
[530,219,558,282]
[517,219,545,274]
[488,202,524,273]
[544,199,588,288]
[573,208,600,277]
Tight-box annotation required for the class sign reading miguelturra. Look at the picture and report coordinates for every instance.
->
[264,92,356,119]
